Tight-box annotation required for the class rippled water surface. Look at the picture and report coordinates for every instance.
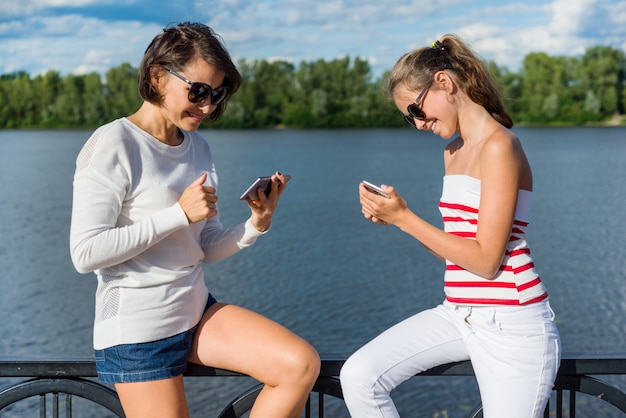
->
[0,127,625,417]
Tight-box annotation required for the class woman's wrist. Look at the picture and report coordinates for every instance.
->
[250,216,271,233]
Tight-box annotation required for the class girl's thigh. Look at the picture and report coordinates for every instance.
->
[343,304,471,387]
[467,303,560,418]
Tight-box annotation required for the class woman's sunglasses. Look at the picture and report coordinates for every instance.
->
[166,69,229,105]
[403,80,433,127]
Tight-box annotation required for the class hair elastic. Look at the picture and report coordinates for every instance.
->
[432,40,444,50]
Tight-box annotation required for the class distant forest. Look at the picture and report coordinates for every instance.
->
[1,45,625,129]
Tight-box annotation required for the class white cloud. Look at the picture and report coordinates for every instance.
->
[1,0,625,78]
[0,15,159,76]
[549,0,585,36]
[609,1,626,22]
[0,0,126,18]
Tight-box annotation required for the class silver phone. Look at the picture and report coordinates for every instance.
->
[361,180,390,198]
[240,175,291,201]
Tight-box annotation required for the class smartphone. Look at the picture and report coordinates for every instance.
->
[361,180,390,198]
[239,175,291,201]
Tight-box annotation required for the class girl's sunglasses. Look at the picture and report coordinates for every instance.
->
[166,69,229,105]
[403,80,433,127]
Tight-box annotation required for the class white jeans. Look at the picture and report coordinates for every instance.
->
[340,301,561,418]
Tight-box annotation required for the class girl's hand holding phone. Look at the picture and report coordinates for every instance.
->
[359,181,407,226]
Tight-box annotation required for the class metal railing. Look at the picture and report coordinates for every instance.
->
[1,352,625,417]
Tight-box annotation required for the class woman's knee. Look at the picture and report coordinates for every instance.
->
[299,342,321,381]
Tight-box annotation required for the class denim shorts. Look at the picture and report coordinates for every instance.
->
[95,294,217,383]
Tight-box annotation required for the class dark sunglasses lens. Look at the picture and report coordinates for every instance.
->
[211,87,228,105]
[407,103,426,120]
[404,115,416,127]
[187,83,210,103]
[188,83,228,104]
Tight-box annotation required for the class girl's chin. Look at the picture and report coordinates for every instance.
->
[435,125,455,140]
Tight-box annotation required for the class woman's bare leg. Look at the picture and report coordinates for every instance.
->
[188,303,320,418]
[115,375,188,418]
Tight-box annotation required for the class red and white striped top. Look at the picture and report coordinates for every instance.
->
[439,175,548,306]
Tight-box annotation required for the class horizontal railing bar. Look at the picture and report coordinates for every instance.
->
[1,352,626,379]
[0,357,97,377]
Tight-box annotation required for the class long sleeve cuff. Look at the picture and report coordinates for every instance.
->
[239,218,271,248]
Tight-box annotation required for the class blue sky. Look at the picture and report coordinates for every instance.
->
[1,0,625,79]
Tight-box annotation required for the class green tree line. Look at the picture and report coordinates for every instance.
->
[1,45,624,129]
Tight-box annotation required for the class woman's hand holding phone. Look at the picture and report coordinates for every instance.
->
[239,175,291,201]
[242,172,290,232]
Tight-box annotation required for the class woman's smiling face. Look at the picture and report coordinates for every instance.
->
[160,58,226,132]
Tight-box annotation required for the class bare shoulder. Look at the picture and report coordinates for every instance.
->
[481,127,533,189]
[480,127,527,162]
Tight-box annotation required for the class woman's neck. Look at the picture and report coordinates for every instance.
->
[127,103,183,146]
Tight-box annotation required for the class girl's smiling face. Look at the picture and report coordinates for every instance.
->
[393,73,459,140]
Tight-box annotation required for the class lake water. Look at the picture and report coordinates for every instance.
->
[0,127,625,417]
